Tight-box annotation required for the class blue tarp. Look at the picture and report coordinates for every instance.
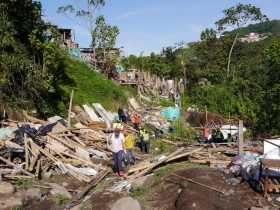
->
[114,65,126,73]
[160,107,180,121]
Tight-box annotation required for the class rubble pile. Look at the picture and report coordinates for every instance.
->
[0,104,114,183]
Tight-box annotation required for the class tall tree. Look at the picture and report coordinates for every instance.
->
[215,3,268,77]
[92,16,119,74]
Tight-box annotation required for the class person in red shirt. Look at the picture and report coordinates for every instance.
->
[131,113,141,130]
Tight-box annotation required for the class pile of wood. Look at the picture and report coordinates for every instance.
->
[0,114,111,183]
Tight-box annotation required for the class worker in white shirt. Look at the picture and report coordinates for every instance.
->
[108,127,125,176]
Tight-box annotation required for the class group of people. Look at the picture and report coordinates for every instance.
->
[108,113,150,177]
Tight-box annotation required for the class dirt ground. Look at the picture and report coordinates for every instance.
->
[144,168,275,210]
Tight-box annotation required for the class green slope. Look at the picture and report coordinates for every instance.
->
[61,58,128,111]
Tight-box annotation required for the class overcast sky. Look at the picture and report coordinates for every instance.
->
[41,0,280,55]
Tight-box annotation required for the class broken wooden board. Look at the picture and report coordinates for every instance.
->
[92,103,113,128]
[83,105,100,122]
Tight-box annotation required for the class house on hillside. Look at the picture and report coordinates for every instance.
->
[58,28,79,48]
[239,32,268,43]
[80,48,94,64]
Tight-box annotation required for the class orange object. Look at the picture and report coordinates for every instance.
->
[131,114,141,124]
[203,128,209,138]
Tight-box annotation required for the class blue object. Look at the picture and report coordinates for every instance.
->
[69,48,81,58]
[114,65,126,73]
[160,107,180,121]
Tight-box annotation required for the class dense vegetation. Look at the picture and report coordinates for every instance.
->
[122,20,280,135]
[0,0,127,118]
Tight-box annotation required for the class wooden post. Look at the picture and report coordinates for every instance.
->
[68,90,74,128]
[205,106,208,126]
[238,120,244,155]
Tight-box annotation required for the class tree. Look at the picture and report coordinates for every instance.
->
[92,16,119,74]
[215,3,268,77]
[200,28,217,41]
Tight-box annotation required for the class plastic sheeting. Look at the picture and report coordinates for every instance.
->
[160,107,180,121]
[229,152,261,181]
[0,127,17,140]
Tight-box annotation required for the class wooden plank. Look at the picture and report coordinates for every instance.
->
[68,90,74,128]
[238,120,244,155]
[0,156,34,177]
[48,133,76,150]
[171,173,226,194]
[261,159,280,168]
[64,169,110,209]
[24,136,29,170]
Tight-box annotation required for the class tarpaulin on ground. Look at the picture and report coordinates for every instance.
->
[160,107,180,121]
[0,127,17,140]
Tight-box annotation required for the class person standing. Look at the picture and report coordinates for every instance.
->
[124,131,136,165]
[141,129,150,154]
[131,113,141,130]
[109,128,125,176]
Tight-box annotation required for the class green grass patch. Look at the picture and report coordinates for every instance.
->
[159,97,174,107]
[61,59,128,111]
[150,139,176,155]
[170,118,197,143]
[12,178,33,189]
[52,194,71,206]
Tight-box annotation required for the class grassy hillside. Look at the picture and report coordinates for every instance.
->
[61,58,128,111]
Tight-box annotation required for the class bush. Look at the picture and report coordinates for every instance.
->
[170,118,197,143]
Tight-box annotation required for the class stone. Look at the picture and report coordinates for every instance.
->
[0,196,22,210]
[62,182,69,187]
[131,175,149,188]
[0,182,15,194]
[49,183,72,199]
[111,197,141,210]
[25,188,43,200]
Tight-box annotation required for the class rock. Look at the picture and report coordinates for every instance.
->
[111,197,141,210]
[25,188,43,200]
[62,182,69,187]
[49,183,72,199]
[70,204,83,210]
[224,189,235,196]
[131,175,150,188]
[226,177,241,186]
[0,195,22,210]
[0,182,15,194]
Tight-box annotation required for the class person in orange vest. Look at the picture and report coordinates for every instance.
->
[131,113,141,130]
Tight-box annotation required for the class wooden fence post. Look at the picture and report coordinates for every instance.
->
[238,120,244,155]
[68,90,74,128]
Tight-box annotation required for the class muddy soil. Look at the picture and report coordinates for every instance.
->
[146,168,273,210]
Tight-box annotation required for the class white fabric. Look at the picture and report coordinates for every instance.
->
[111,133,124,153]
